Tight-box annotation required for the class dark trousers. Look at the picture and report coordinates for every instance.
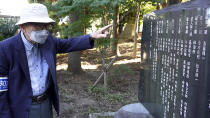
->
[29,98,53,118]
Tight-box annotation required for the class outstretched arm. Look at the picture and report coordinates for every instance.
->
[55,24,113,53]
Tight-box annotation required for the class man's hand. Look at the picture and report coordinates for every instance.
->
[90,24,113,39]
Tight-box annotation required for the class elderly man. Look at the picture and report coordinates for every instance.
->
[0,3,112,118]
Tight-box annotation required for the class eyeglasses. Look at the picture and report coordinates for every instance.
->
[28,23,51,30]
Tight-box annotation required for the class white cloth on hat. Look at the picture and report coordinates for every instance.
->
[16,3,55,25]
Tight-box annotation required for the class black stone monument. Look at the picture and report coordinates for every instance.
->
[139,0,210,118]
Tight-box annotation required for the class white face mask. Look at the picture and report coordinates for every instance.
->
[29,30,49,44]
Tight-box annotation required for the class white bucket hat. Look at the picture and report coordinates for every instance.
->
[16,3,55,25]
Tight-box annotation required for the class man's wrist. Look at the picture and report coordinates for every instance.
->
[89,34,95,45]
[89,34,96,41]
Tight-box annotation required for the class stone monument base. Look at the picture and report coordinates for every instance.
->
[114,103,154,118]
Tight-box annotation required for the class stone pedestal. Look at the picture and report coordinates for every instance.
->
[114,103,153,118]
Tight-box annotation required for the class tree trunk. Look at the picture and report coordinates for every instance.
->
[161,0,167,8]
[112,5,120,55]
[167,0,180,5]
[133,0,141,58]
[67,13,83,74]
[67,51,82,74]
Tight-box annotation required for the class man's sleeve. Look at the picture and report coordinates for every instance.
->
[55,34,94,53]
[0,43,11,118]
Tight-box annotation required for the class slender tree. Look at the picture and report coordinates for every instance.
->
[133,0,141,58]
[112,5,120,55]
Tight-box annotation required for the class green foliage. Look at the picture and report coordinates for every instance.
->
[88,81,107,95]
[45,0,157,45]
[95,38,111,50]
[46,0,127,37]
[89,85,105,95]
[105,94,123,103]
[88,82,123,103]
[113,65,134,75]
[46,0,95,38]
[28,0,46,3]
[141,1,157,15]
[139,1,157,25]
[0,19,18,41]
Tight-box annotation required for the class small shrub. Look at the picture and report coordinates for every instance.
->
[88,82,106,95]
[113,65,134,75]
[105,94,123,103]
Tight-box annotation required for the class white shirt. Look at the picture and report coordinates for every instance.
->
[21,32,50,96]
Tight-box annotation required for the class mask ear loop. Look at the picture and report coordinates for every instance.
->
[20,26,37,45]
[22,28,30,40]
[20,26,28,38]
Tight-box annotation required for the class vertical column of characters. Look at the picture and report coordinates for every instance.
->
[170,13,180,118]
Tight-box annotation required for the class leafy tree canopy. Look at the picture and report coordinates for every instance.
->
[0,18,18,41]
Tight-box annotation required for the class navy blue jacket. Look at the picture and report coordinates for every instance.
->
[0,33,94,118]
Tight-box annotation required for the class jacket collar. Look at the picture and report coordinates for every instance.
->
[15,32,26,51]
[20,31,35,51]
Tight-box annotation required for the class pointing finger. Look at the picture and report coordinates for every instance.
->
[99,24,113,32]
